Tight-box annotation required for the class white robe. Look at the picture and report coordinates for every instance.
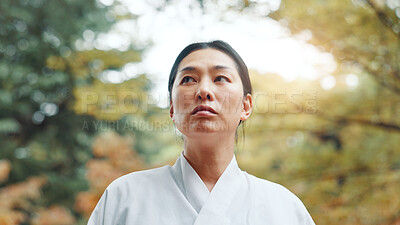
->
[88,153,315,225]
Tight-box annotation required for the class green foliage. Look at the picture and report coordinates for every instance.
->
[270,0,400,94]
[0,0,137,222]
[236,1,400,224]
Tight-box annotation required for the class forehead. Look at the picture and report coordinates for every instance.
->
[177,49,237,71]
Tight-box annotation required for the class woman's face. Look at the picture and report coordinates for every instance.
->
[170,48,252,139]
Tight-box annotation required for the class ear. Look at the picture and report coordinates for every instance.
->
[169,100,174,121]
[240,94,252,121]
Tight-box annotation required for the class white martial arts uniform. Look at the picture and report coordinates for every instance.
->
[88,152,315,225]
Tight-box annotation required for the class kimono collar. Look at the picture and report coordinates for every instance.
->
[171,152,243,214]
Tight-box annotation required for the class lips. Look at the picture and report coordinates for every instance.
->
[191,105,218,115]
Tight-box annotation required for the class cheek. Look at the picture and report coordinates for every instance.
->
[172,89,194,115]
[219,91,243,115]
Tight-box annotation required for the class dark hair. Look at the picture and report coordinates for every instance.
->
[168,40,252,102]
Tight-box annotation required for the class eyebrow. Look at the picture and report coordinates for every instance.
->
[178,66,196,73]
[178,65,233,73]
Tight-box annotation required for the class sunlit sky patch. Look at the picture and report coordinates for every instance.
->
[345,73,359,88]
[320,75,336,90]
[79,0,338,107]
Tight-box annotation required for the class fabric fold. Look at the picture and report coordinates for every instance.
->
[88,152,316,225]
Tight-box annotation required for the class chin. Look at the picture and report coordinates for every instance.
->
[190,120,229,134]
[175,120,218,134]
[176,119,234,137]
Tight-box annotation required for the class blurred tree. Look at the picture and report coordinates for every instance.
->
[0,172,48,225]
[0,0,149,223]
[235,1,400,224]
[241,71,400,225]
[74,131,145,220]
[271,0,400,96]
[31,205,76,225]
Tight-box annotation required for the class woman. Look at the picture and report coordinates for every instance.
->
[88,40,315,225]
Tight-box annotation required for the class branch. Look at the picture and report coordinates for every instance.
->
[340,117,400,132]
[365,0,400,40]
[347,58,400,95]
[318,113,400,132]
[361,63,400,95]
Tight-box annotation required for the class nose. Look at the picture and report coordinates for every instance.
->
[195,79,215,101]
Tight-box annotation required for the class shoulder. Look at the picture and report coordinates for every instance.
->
[88,166,172,225]
[245,172,307,207]
[246,173,293,193]
[106,166,171,194]
[244,173,315,224]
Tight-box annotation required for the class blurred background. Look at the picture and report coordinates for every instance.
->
[1,0,400,224]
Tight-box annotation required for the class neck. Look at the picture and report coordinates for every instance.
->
[183,134,235,191]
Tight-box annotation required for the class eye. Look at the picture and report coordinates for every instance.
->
[181,76,196,84]
[215,76,230,82]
